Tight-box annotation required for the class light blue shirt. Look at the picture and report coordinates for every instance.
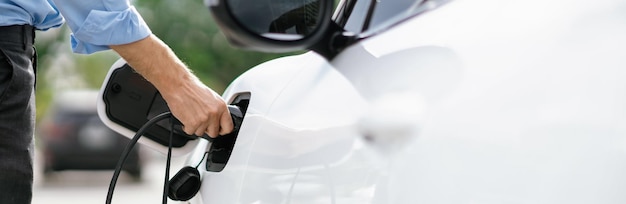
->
[0,0,151,54]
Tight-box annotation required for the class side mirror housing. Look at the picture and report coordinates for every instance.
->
[206,0,335,53]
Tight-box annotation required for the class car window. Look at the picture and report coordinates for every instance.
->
[369,0,424,27]
[337,0,448,34]
[340,0,369,33]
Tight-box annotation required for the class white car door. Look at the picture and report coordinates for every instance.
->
[191,0,626,203]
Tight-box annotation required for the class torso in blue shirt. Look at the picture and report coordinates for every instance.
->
[0,0,64,30]
[0,0,151,54]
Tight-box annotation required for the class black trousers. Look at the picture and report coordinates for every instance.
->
[0,24,37,204]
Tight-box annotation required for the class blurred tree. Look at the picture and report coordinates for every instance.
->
[135,0,290,92]
[35,26,119,120]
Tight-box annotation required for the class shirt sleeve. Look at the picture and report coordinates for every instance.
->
[52,0,152,54]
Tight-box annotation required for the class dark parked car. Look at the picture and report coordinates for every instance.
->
[37,90,142,179]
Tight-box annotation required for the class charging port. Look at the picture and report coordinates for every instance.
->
[205,93,250,172]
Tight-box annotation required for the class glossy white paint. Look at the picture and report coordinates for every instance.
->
[190,0,626,203]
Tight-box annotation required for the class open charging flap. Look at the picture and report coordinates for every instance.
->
[97,59,199,156]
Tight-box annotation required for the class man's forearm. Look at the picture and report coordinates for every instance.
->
[110,34,196,94]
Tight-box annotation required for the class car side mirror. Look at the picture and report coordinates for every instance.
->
[205,0,335,53]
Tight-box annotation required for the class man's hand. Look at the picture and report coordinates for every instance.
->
[160,76,234,137]
[110,35,234,137]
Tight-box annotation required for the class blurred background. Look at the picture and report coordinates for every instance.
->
[31,0,290,203]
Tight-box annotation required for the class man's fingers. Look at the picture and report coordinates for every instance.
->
[219,111,234,135]
[194,122,209,136]
[169,90,230,138]
[183,125,196,136]
[206,123,220,138]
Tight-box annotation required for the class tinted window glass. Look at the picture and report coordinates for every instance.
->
[342,0,371,33]
[229,0,321,39]
[339,0,442,33]
[369,0,423,28]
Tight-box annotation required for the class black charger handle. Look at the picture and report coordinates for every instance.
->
[169,105,244,141]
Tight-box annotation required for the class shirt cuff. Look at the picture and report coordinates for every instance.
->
[70,6,151,54]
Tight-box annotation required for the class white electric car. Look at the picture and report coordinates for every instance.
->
[100,0,626,203]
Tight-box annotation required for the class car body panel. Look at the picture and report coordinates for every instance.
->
[189,0,626,203]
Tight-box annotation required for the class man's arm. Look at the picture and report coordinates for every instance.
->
[110,35,234,137]
[49,0,232,136]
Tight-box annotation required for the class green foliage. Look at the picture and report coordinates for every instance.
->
[34,36,118,120]
[135,0,290,92]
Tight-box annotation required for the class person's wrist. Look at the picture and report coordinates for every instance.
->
[149,62,196,93]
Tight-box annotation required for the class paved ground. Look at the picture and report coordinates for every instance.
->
[32,149,188,204]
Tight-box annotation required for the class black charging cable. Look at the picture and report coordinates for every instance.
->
[162,115,175,204]
[105,105,243,204]
[105,111,174,204]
